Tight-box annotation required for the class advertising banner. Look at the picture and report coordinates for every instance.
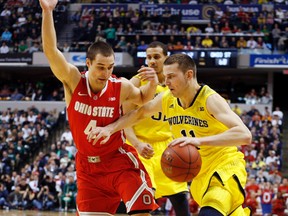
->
[250,54,288,68]
[0,53,32,65]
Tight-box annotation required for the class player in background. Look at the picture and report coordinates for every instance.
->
[40,0,159,215]
[89,53,253,216]
[123,41,190,216]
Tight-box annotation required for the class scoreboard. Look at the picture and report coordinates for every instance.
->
[137,49,238,68]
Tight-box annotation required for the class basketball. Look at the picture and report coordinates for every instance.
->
[161,144,202,182]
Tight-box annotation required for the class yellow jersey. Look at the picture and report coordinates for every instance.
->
[162,85,246,204]
[131,77,172,142]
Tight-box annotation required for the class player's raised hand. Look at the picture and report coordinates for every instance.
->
[137,66,158,85]
[87,127,111,145]
[39,0,58,11]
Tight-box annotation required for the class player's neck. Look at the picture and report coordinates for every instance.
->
[158,73,165,86]
[179,83,201,109]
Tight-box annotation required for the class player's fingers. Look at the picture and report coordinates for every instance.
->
[100,136,110,145]
[146,148,154,155]
[138,68,155,78]
[169,139,183,146]
[137,66,149,73]
[87,130,97,142]
[91,131,104,145]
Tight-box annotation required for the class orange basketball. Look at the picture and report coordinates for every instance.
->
[161,144,202,182]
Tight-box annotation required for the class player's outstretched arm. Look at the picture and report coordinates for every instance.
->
[87,93,163,145]
[40,0,79,88]
[123,76,155,159]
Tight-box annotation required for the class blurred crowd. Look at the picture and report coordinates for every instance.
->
[0,106,72,211]
[0,80,64,101]
[1,0,288,55]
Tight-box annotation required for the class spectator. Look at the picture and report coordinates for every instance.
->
[268,170,282,185]
[212,36,221,48]
[28,172,40,194]
[256,37,267,49]
[61,42,70,53]
[260,182,274,216]
[0,182,9,209]
[0,41,9,54]
[60,175,77,211]
[6,185,24,210]
[219,36,229,48]
[28,42,40,53]
[260,91,273,104]
[201,35,213,48]
[60,127,73,145]
[247,37,258,49]
[278,178,288,204]
[1,151,13,175]
[271,23,282,51]
[104,23,116,47]
[244,191,259,216]
[272,192,286,216]
[32,185,57,210]
[171,41,184,50]
[1,28,12,44]
[18,40,28,53]
[183,41,194,50]
[265,150,279,171]
[114,36,127,52]
[22,187,36,210]
[204,23,214,33]
[221,22,232,34]
[0,7,11,17]
[10,88,24,101]
[272,106,283,120]
[137,40,148,50]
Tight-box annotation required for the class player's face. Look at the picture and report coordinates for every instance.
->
[146,47,166,74]
[163,63,188,98]
[87,54,114,91]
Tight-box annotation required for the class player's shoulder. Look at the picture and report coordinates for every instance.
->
[161,89,174,104]
[199,84,218,98]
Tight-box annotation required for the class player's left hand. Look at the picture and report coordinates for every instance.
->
[87,127,111,145]
[169,137,200,147]
[136,142,154,159]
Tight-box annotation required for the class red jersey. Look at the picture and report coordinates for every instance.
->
[244,197,258,215]
[272,198,286,215]
[278,184,288,195]
[245,184,260,195]
[261,189,274,204]
[67,72,125,157]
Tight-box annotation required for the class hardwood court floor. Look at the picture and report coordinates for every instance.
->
[0,210,75,216]
[0,210,129,216]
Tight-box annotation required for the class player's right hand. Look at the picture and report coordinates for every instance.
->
[137,66,158,85]
[136,142,154,159]
[87,127,111,145]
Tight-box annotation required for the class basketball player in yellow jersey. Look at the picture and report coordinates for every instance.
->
[123,42,190,216]
[89,53,253,216]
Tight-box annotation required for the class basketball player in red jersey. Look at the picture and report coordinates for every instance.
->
[39,0,159,215]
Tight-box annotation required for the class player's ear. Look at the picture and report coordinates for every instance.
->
[186,69,194,79]
[86,58,91,68]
